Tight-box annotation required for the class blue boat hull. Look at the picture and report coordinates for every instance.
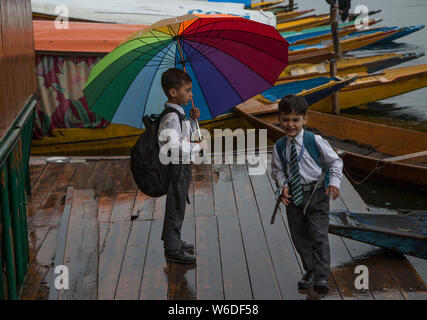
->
[371,25,425,45]
[329,210,427,259]
[288,25,425,52]
[260,76,357,104]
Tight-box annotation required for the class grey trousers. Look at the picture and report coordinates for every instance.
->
[286,186,330,281]
[161,164,192,251]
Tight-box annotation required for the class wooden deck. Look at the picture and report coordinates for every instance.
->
[21,156,427,300]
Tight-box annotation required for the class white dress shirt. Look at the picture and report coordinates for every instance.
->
[271,128,343,189]
[158,103,201,164]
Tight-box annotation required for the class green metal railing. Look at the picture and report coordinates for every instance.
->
[0,95,37,300]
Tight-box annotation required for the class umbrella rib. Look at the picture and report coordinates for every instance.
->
[134,34,177,62]
[185,31,289,65]
[180,17,245,37]
[178,16,202,37]
[90,41,175,117]
[166,24,178,38]
[182,39,245,103]
[146,31,179,61]
[185,20,227,63]
[184,20,229,63]
[182,19,286,44]
[131,45,175,66]
[185,34,288,70]
[133,29,183,62]
[138,41,177,128]
[181,18,204,63]
[184,38,275,87]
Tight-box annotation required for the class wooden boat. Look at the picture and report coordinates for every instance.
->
[281,19,381,37]
[279,9,381,26]
[250,0,286,10]
[309,64,427,112]
[259,64,427,112]
[348,9,382,21]
[259,75,359,107]
[279,52,424,80]
[288,29,397,64]
[289,29,398,56]
[275,9,314,23]
[276,11,382,32]
[237,100,427,157]
[286,24,424,47]
[276,15,331,32]
[329,210,427,259]
[286,28,355,46]
[367,24,425,46]
[339,25,425,46]
[30,114,251,156]
[30,76,356,156]
[233,99,427,190]
[250,0,298,12]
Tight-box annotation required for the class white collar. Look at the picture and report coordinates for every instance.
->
[287,128,304,146]
[165,102,185,116]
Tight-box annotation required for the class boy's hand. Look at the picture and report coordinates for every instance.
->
[281,186,292,206]
[198,139,208,151]
[190,108,200,120]
[326,185,340,200]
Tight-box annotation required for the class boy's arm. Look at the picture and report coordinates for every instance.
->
[315,135,343,189]
[271,145,288,189]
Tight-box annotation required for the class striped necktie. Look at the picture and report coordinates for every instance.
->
[289,138,303,207]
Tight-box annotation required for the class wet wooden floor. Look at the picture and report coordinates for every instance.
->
[21,156,427,300]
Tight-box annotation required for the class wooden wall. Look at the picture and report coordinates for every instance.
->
[0,0,36,140]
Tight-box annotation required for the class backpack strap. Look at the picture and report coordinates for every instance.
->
[303,130,330,187]
[275,132,330,188]
[275,135,289,182]
[159,107,187,210]
[159,106,186,130]
[275,135,288,175]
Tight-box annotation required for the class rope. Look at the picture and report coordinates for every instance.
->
[343,158,390,185]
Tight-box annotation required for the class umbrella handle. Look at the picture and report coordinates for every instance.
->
[195,118,202,141]
[195,117,204,157]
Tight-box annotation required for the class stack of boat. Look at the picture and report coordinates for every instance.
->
[234,1,427,191]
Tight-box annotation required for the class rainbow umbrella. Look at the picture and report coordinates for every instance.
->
[83,14,289,128]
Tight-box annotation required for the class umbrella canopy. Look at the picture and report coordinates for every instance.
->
[83,14,289,128]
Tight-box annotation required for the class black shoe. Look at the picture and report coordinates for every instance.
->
[314,280,329,294]
[165,248,196,264]
[180,240,195,253]
[298,271,314,289]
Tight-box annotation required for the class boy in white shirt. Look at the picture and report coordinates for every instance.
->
[158,68,207,264]
[271,95,343,294]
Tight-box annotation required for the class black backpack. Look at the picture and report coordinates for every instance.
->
[130,107,185,198]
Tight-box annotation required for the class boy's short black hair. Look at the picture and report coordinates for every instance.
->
[161,68,192,96]
[278,95,308,116]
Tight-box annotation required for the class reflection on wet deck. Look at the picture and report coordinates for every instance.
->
[21,156,427,300]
